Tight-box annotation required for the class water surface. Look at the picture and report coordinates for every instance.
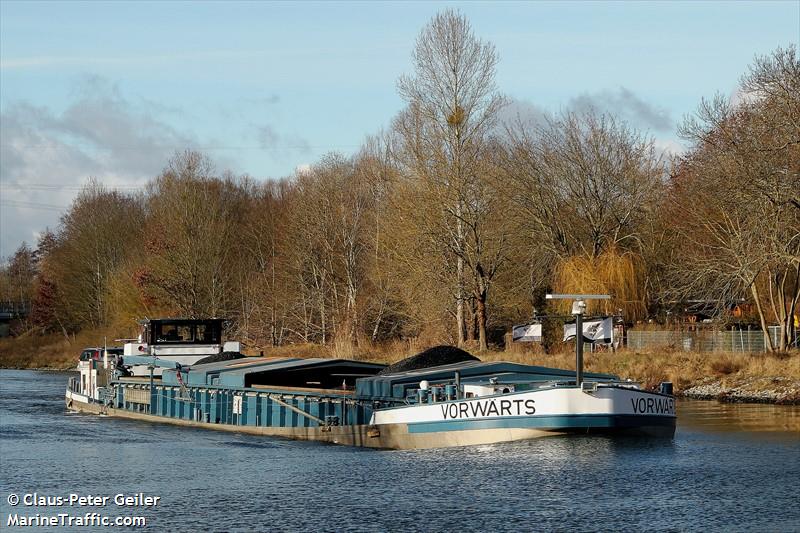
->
[1,370,798,532]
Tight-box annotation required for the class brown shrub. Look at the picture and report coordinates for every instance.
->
[709,356,743,376]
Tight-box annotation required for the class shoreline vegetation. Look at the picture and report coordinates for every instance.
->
[2,332,798,405]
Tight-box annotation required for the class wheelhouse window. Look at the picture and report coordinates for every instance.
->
[80,349,98,361]
[195,323,218,343]
[149,320,222,345]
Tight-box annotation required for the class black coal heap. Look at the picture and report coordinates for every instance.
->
[377,345,480,375]
[193,351,245,366]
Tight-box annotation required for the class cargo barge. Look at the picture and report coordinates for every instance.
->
[66,317,676,449]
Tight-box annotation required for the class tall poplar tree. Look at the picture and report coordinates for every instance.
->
[394,9,506,349]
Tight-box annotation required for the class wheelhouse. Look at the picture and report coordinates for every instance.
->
[143,319,223,346]
[79,347,123,361]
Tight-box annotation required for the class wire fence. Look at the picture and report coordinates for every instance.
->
[627,327,784,353]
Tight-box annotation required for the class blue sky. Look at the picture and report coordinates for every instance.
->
[1,0,798,257]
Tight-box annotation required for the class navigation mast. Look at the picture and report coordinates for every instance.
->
[545,294,611,385]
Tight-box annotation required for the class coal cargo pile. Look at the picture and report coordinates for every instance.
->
[377,345,480,375]
[193,351,246,366]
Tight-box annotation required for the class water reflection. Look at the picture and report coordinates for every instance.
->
[678,399,800,434]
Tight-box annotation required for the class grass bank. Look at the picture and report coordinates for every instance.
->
[480,349,800,404]
[0,329,119,370]
[2,330,798,403]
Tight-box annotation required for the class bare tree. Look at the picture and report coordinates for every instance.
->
[282,154,377,347]
[45,180,142,330]
[499,110,663,318]
[394,9,506,349]
[0,244,36,306]
[672,46,799,350]
[356,136,408,343]
[240,179,292,347]
[143,151,245,318]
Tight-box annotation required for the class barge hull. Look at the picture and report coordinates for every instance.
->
[67,389,384,447]
[66,390,673,449]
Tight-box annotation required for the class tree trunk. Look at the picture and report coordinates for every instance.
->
[371,298,385,343]
[778,271,787,351]
[476,288,488,351]
[271,244,278,346]
[347,275,358,345]
[751,283,775,352]
[320,292,327,345]
[789,265,800,349]
[768,269,788,351]
[456,254,466,347]
[466,296,476,342]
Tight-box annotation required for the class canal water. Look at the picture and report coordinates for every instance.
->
[1,370,798,532]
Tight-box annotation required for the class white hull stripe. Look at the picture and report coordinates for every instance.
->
[406,414,676,433]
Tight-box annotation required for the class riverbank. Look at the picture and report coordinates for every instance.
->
[2,332,799,404]
[0,329,118,370]
[681,377,800,405]
[487,349,800,405]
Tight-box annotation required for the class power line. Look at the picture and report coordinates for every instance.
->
[0,141,361,151]
[0,183,146,191]
[0,200,68,211]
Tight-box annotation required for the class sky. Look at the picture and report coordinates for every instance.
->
[1,0,798,258]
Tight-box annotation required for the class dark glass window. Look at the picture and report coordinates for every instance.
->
[151,320,221,344]
[155,323,184,342]
[196,322,221,344]
[196,323,217,343]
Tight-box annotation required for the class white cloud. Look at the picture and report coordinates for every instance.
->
[496,98,549,130]
[567,87,674,132]
[653,138,686,158]
[501,87,675,135]
[0,77,198,256]
[295,163,312,175]
[729,87,760,108]
[0,75,308,256]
